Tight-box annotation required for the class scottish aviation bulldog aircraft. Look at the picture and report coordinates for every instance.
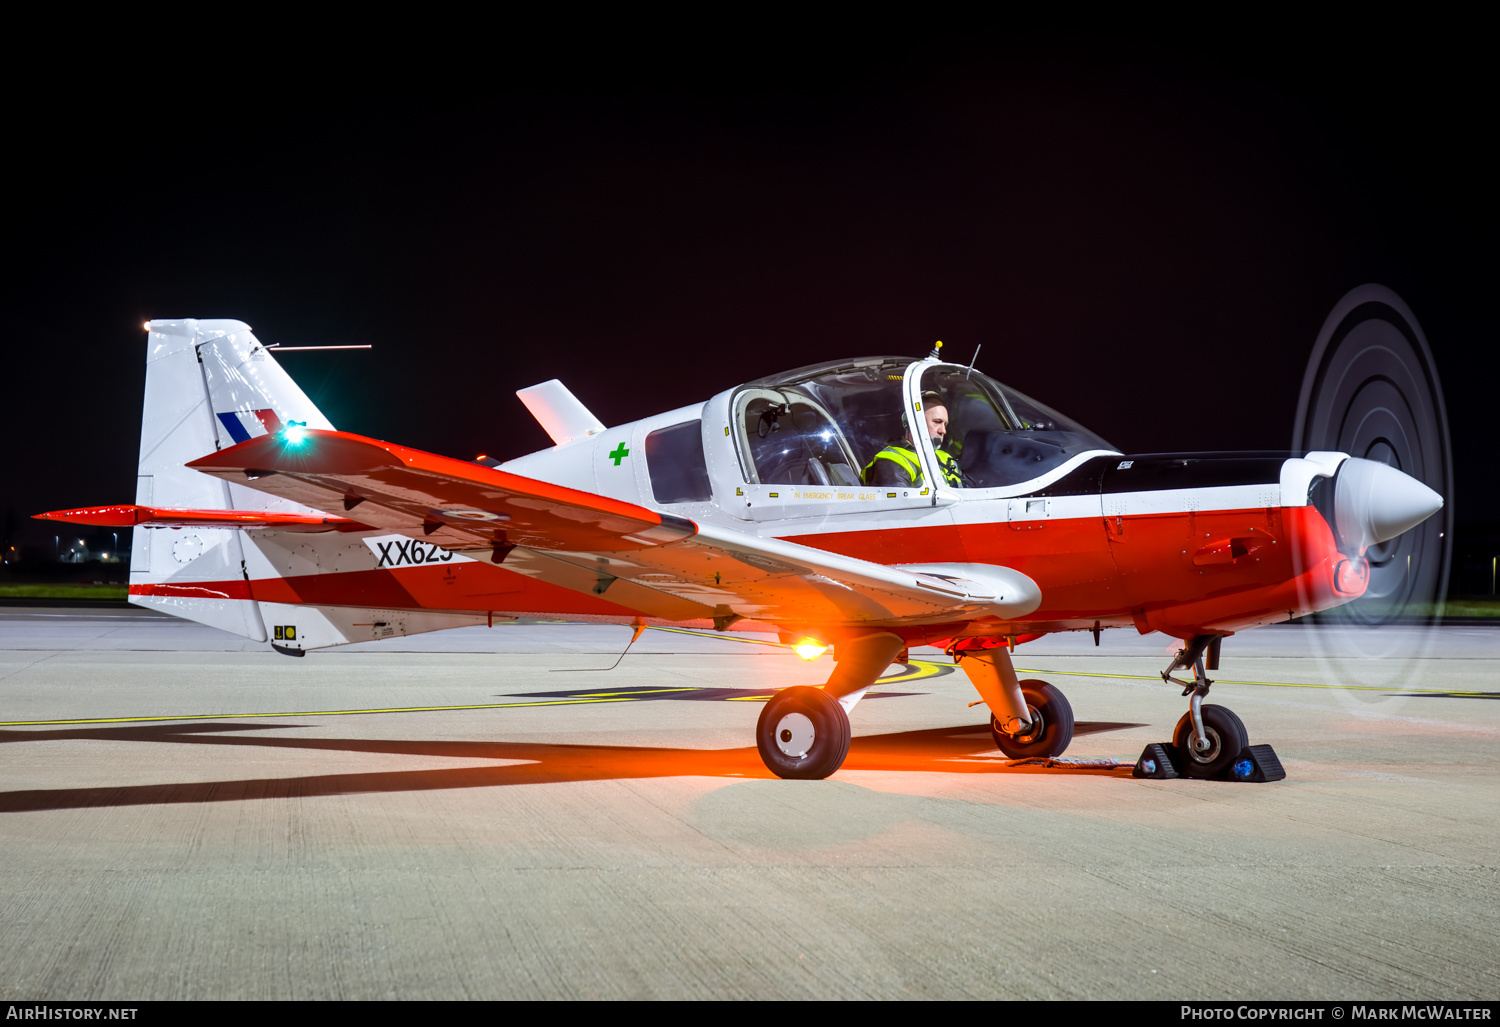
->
[39,287,1449,780]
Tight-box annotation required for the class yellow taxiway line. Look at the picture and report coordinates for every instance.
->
[0,695,654,727]
[6,627,1482,728]
[1016,667,1493,698]
[0,657,950,728]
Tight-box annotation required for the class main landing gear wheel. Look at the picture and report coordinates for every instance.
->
[1172,704,1247,780]
[990,679,1074,759]
[756,685,852,780]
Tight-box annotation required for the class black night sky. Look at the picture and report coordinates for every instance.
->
[6,33,1493,568]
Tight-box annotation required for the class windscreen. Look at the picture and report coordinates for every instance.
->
[919,364,1117,487]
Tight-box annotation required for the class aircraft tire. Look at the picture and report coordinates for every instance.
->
[1172,704,1248,780]
[990,680,1074,759]
[756,686,851,780]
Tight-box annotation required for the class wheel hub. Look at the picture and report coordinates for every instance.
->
[1187,725,1222,764]
[1009,704,1044,744]
[774,712,815,758]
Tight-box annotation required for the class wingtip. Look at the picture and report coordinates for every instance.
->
[33,505,142,526]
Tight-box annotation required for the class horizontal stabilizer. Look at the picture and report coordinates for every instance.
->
[35,504,365,532]
[516,379,606,446]
[187,429,695,553]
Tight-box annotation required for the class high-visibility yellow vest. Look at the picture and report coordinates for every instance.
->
[862,444,964,487]
[864,443,924,485]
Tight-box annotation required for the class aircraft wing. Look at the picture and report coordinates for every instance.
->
[186,429,694,553]
[528,524,1043,627]
[189,429,1039,627]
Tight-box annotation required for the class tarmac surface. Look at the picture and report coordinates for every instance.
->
[1,606,1496,1000]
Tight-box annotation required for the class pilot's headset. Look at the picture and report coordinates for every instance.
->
[903,391,949,448]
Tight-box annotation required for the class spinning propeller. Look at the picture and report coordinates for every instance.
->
[1291,284,1453,704]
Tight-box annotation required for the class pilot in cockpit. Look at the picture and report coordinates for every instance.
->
[862,391,971,488]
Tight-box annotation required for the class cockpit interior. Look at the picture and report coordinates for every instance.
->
[730,357,1114,489]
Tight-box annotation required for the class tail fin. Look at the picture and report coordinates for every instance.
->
[136,318,333,512]
[130,319,334,639]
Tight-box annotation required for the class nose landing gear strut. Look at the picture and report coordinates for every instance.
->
[1137,634,1285,782]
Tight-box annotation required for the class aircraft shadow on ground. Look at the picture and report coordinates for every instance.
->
[0,719,1146,813]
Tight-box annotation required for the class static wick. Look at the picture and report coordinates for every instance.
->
[266,344,373,351]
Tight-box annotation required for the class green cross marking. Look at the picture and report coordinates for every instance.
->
[608,442,630,466]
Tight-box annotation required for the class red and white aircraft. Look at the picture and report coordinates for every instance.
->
[40,309,1444,780]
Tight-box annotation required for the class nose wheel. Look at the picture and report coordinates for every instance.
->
[1137,637,1284,782]
[1171,704,1248,779]
[756,686,851,779]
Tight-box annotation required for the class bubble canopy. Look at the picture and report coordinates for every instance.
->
[731,357,1117,489]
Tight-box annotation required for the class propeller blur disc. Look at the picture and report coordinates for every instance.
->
[1292,284,1453,703]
